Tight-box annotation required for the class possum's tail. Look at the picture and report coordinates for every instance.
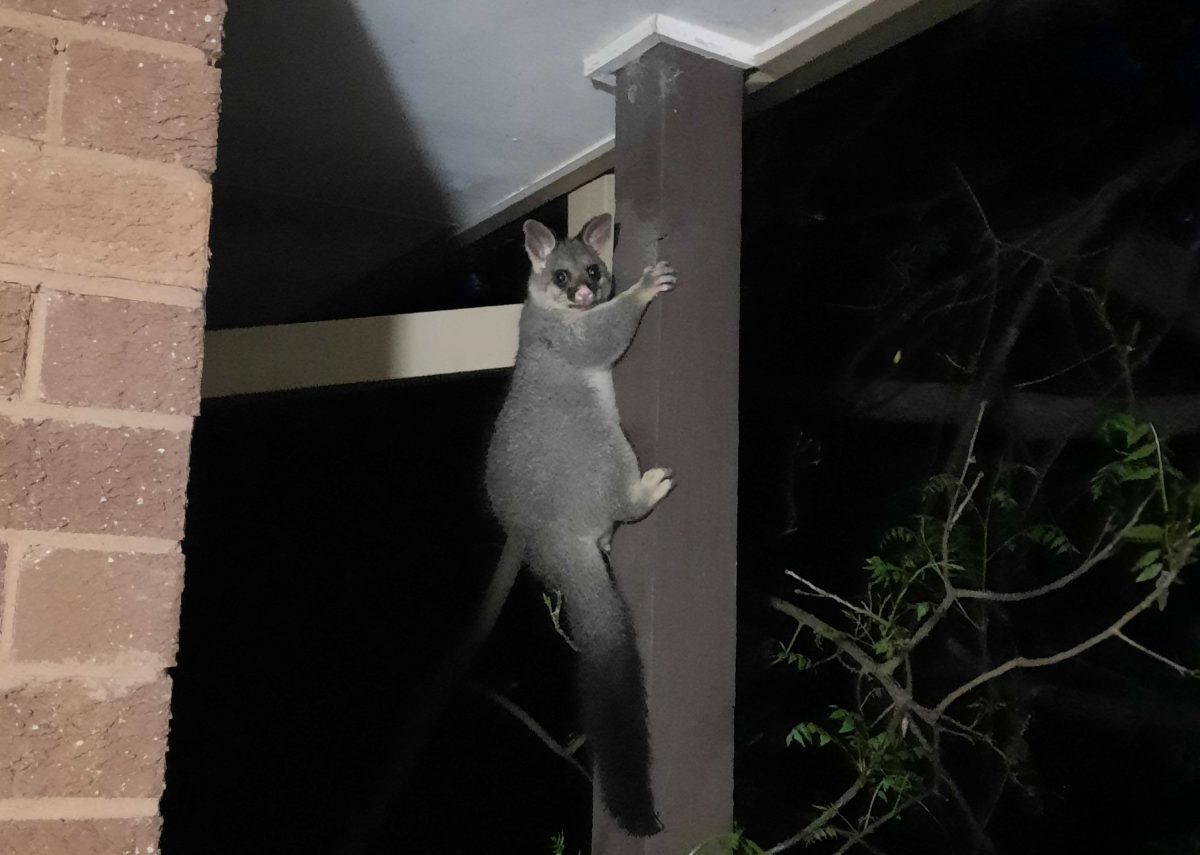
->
[531,535,661,837]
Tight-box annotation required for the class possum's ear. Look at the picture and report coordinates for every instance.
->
[578,213,612,254]
[523,220,557,272]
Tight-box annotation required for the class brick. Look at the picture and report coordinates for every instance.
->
[12,548,182,663]
[0,282,31,396]
[0,678,170,797]
[0,0,225,52]
[41,291,203,415]
[0,26,53,139]
[0,417,190,538]
[64,41,219,172]
[0,142,212,289]
[0,817,161,855]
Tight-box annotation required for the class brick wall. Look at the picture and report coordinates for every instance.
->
[0,2,225,853]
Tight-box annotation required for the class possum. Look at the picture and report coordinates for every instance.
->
[483,213,677,836]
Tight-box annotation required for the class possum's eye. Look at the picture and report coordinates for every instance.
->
[553,269,570,287]
[586,264,601,281]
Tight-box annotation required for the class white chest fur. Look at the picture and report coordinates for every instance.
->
[583,368,619,422]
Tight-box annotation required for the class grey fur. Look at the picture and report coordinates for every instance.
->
[485,213,676,836]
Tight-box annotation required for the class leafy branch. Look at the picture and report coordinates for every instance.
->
[765,412,1200,852]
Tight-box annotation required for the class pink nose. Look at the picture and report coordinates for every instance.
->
[575,286,594,305]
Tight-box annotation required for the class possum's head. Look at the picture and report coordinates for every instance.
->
[523,214,614,310]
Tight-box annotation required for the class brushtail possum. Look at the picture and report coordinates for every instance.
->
[485,213,676,836]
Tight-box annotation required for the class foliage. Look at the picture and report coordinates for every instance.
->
[765,413,1200,852]
[685,824,770,855]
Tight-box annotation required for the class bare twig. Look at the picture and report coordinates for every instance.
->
[480,688,591,783]
[909,725,995,855]
[787,569,884,624]
[937,768,995,855]
[1150,424,1170,514]
[947,403,988,542]
[934,564,1183,717]
[543,590,580,652]
[830,791,927,855]
[768,778,866,853]
[947,471,985,542]
[1115,631,1194,677]
[892,406,989,665]
[1012,343,1117,389]
[938,714,1010,766]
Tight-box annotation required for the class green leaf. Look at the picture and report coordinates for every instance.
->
[787,722,831,749]
[827,709,856,734]
[922,472,961,499]
[864,555,890,581]
[991,487,1019,510]
[1099,413,1150,448]
[731,831,768,855]
[1135,562,1163,582]
[1124,442,1157,462]
[1123,524,1165,543]
[1133,549,1162,570]
[769,643,811,671]
[915,602,931,620]
[881,526,918,546]
[1022,524,1077,555]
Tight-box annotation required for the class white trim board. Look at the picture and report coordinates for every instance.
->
[583,1,973,90]
[584,14,756,80]
[201,304,522,398]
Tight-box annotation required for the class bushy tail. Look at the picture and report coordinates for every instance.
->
[531,536,661,837]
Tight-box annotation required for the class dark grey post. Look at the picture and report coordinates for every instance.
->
[596,43,742,854]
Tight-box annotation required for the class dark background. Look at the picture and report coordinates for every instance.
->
[163,1,1200,852]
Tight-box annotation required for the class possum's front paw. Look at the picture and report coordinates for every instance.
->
[623,467,675,522]
[639,467,674,508]
[637,261,676,299]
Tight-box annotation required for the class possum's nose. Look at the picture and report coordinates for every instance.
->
[574,285,594,306]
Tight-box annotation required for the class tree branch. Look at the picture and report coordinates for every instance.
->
[852,382,1200,439]
[769,596,912,710]
[933,564,1183,717]
[829,791,926,855]
[786,570,884,625]
[479,688,591,783]
[955,493,1152,602]
[1115,630,1195,677]
[767,778,866,854]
